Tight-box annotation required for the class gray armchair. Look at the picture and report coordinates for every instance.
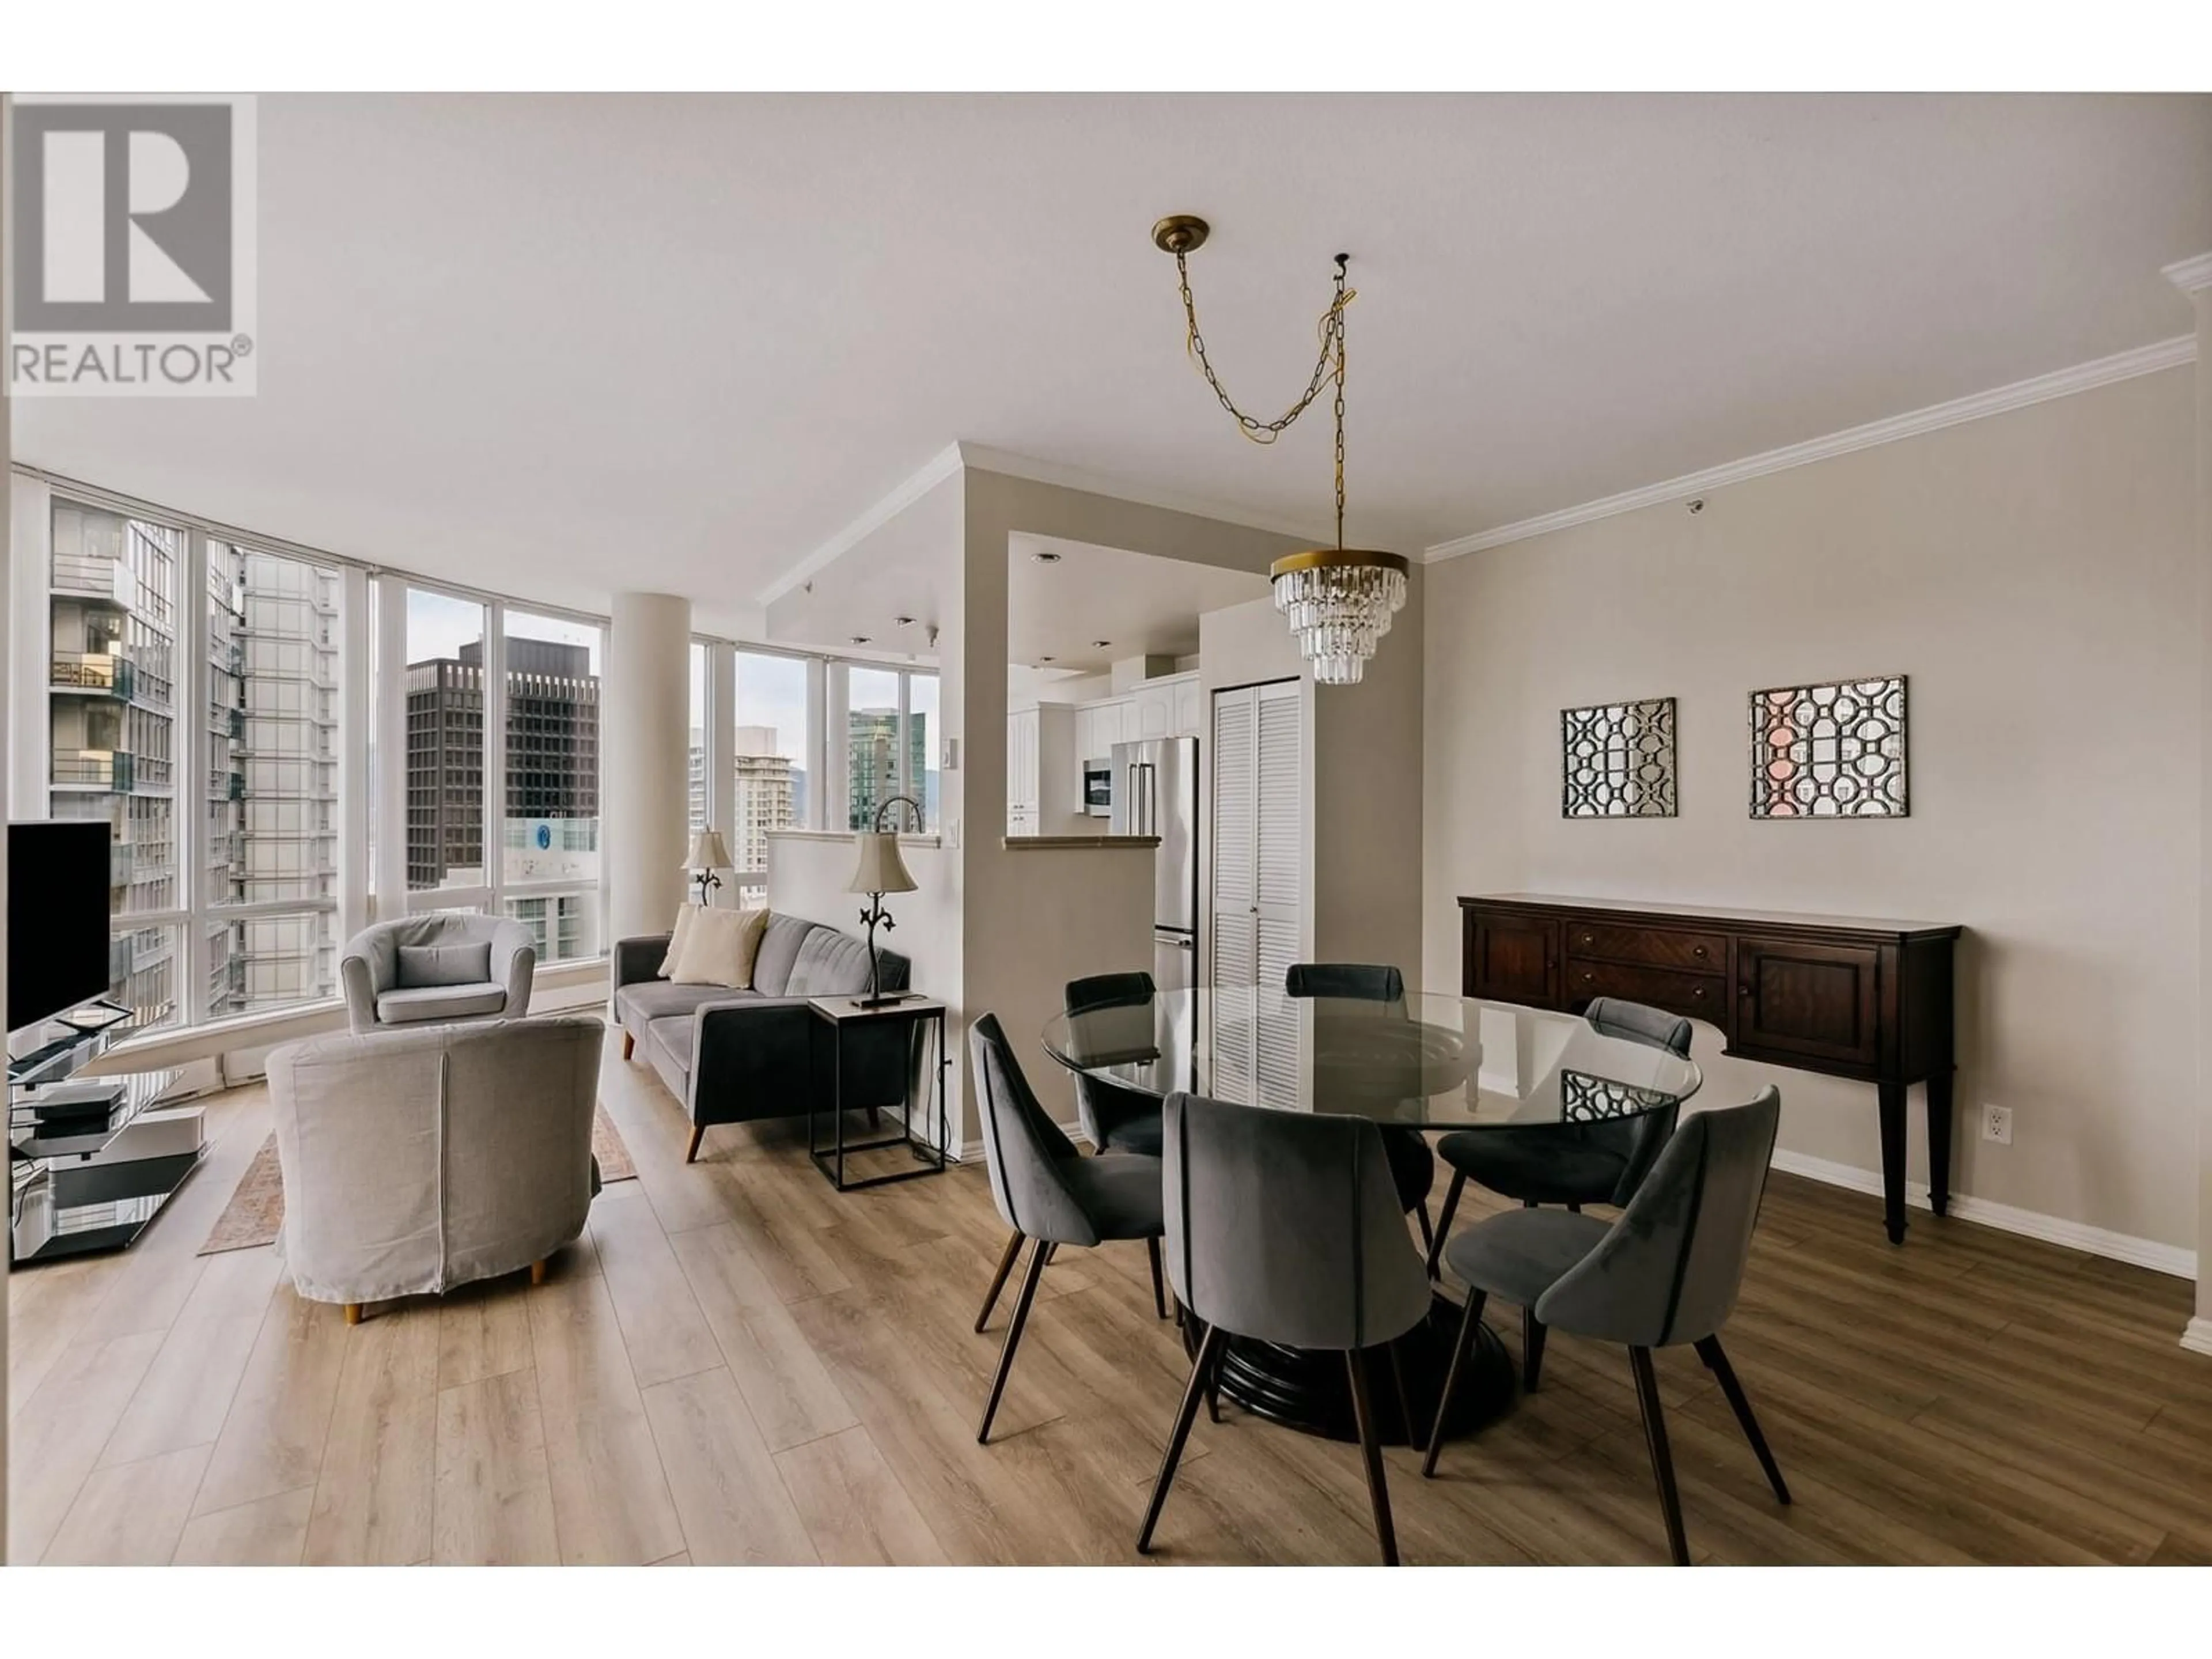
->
[340,914,535,1033]
[266,1016,605,1321]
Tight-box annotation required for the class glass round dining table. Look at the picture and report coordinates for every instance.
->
[1039,987,1703,1444]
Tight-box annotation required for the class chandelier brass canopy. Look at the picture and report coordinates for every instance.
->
[1152,214,1408,685]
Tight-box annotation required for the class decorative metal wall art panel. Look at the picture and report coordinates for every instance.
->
[1562,697,1677,818]
[1748,676,1908,818]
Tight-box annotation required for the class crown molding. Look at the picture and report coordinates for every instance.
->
[754,442,967,607]
[2164,252,2212,295]
[1423,334,2199,563]
[954,442,1330,545]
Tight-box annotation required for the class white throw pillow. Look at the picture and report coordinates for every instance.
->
[671,906,770,989]
[658,903,702,978]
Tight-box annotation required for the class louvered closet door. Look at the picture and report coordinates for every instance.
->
[1252,680,1304,1106]
[1210,679,1304,1107]
[1210,687,1258,1102]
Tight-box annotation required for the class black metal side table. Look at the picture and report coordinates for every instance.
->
[805,995,950,1192]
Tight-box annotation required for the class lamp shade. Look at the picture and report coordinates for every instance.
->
[681,829,733,873]
[846,831,918,896]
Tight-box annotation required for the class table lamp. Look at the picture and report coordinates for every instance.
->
[847,796,923,1006]
[681,828,733,907]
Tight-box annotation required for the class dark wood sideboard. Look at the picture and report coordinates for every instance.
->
[1459,893,1962,1245]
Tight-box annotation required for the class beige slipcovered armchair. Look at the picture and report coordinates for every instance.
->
[339,913,536,1033]
[267,1016,604,1321]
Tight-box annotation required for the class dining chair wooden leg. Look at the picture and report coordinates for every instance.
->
[1422,1289,1484,1478]
[1145,1235,1168,1320]
[1385,1338,1421,1452]
[1137,1323,1225,1554]
[1345,1350,1401,1566]
[1187,1317,1223,1422]
[1522,1307,1548,1392]
[1628,1346,1691,1566]
[978,1239,1050,1444]
[1413,1199,1434,1258]
[1695,1335,1790,1504]
[974,1229,1026,1334]
[1425,1172,1466,1278]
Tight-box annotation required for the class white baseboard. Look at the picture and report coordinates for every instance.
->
[2183,1318,2212,1359]
[1767,1149,2197,1281]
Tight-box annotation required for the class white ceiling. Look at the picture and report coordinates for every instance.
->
[16,93,2210,637]
[1006,535,1268,673]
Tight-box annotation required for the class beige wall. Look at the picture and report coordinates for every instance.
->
[1423,366,2200,1255]
[2190,285,2212,1327]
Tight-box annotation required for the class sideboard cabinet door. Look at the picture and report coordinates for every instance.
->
[1463,909,1559,1006]
[1732,935,1881,1070]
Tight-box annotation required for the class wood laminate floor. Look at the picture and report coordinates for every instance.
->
[11,1046,2212,1566]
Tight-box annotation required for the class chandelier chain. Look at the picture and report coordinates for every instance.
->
[1173,251,1355,550]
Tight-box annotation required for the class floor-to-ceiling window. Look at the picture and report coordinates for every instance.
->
[402,589,488,895]
[46,501,185,1029]
[732,650,808,904]
[205,540,342,1016]
[498,611,603,964]
[687,641,708,834]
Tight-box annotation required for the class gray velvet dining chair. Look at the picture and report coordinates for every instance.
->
[1063,971,1165,1157]
[968,1014,1169,1442]
[1424,1088,1789,1566]
[1283,962,1438,1257]
[1138,1090,1433,1566]
[1424,994,1693,1361]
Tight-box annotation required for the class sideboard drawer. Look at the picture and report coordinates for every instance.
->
[1562,922,1727,972]
[1561,957,1725,1022]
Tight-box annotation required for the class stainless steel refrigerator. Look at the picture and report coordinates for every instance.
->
[1110,736,1198,995]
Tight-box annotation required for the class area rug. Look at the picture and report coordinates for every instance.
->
[198,1107,638,1256]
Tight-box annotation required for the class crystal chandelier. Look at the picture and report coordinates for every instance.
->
[1152,214,1408,685]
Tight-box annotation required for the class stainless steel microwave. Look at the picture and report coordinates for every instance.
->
[1082,759,1113,817]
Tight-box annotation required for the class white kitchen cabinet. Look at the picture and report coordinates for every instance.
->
[1132,681,1175,741]
[1008,703,1080,834]
[1172,675,1202,738]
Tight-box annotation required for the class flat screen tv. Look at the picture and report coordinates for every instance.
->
[9,820,116,1033]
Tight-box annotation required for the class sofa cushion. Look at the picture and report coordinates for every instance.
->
[396,941,494,988]
[647,1014,698,1077]
[787,927,886,997]
[377,982,508,1024]
[671,906,769,988]
[615,979,748,1033]
[658,904,703,977]
[751,914,816,997]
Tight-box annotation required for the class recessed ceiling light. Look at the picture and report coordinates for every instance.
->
[1040,655,1056,663]
[850,635,871,645]
[1032,551,1062,564]
[1092,640,1112,649]
[893,615,916,627]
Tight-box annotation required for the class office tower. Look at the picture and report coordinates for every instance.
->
[847,706,926,830]
[730,723,797,888]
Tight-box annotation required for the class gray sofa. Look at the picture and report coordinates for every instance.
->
[613,911,912,1161]
[340,914,535,1034]
[267,1016,604,1321]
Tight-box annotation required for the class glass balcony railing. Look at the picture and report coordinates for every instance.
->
[53,749,131,790]
[50,652,133,698]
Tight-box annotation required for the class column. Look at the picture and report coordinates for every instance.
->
[604,593,692,944]
[2176,252,2212,1355]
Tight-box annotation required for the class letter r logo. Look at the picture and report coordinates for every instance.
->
[12,102,234,331]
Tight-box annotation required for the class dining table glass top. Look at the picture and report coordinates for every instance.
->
[1039,987,1700,1130]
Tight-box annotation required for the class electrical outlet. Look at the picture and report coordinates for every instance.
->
[1982,1104,2013,1146]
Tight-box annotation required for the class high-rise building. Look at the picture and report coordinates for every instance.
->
[732,724,796,887]
[406,636,600,959]
[47,503,183,1027]
[205,542,340,1016]
[847,706,926,829]
[687,724,707,832]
